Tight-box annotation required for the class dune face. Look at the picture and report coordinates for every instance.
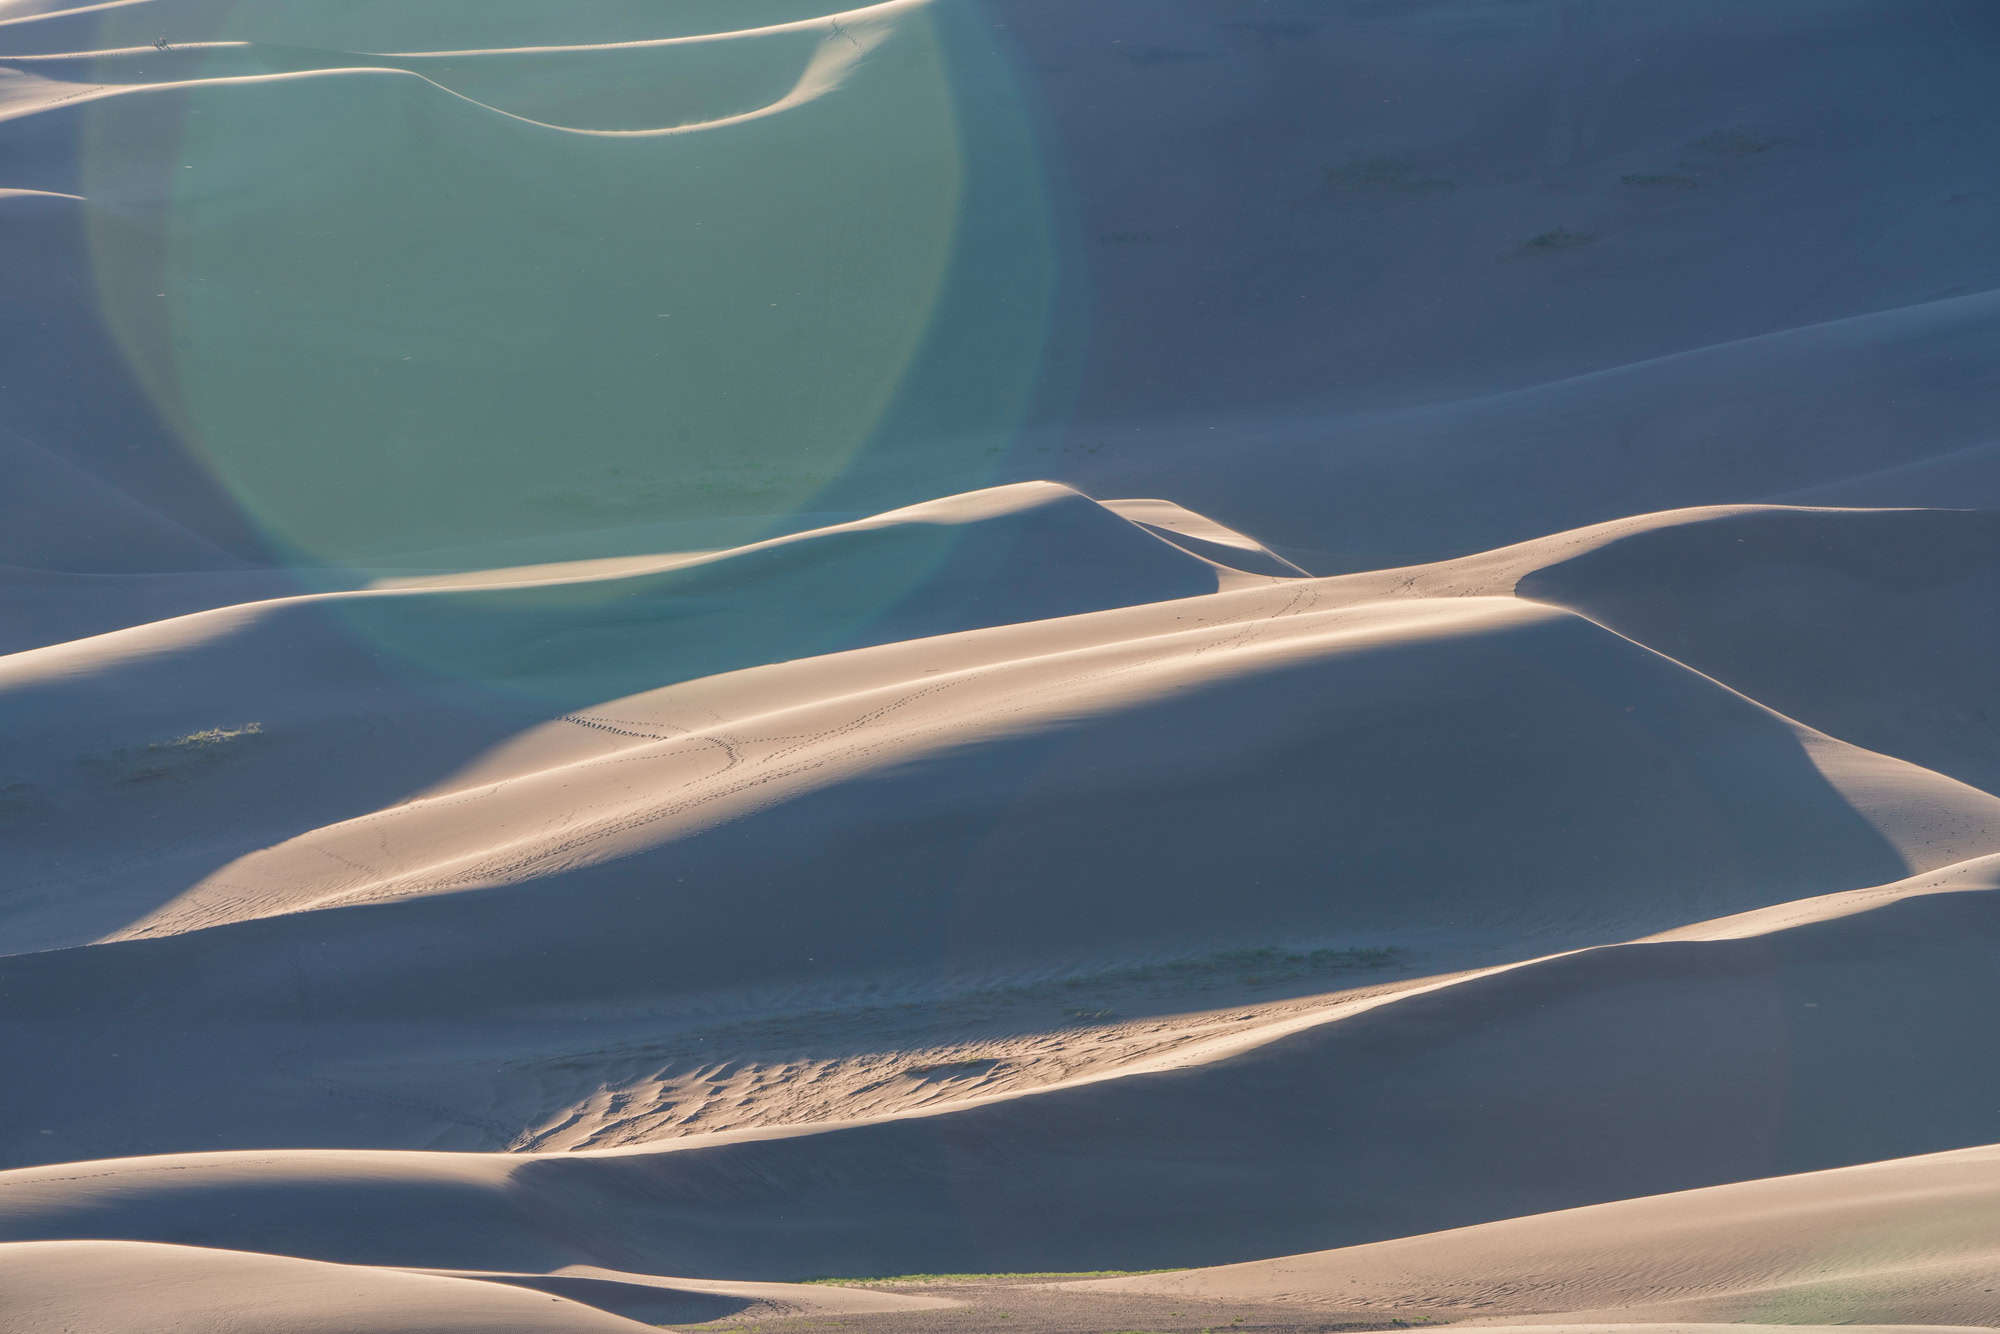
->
[12,873,1998,1281]
[1086,1144,2000,1328]
[0,1241,663,1333]
[1517,506,2000,795]
[5,2,1997,1333]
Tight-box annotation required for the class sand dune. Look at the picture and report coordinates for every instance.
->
[1516,506,2000,794]
[0,1240,953,1332]
[4,861,1997,1283]
[11,490,1990,959]
[10,0,2000,574]
[1088,1144,2000,1329]
[0,483,1254,945]
[5,484,1995,1315]
[7,488,1999,1170]
[6,0,1998,1329]
[0,1240,658,1332]
[1040,291,2000,573]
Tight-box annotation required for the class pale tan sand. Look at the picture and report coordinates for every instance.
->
[9,491,1992,964]
[7,520,1996,1310]
[4,862,1996,1287]
[4,486,1999,1176]
[419,1263,959,1323]
[1100,497,1313,578]
[0,1240,656,1332]
[6,1,2000,1327]
[1084,1144,2000,1328]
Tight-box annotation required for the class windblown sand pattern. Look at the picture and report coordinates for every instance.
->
[4,2,1998,1331]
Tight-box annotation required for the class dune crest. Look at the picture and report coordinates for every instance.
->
[6,0,1998,1328]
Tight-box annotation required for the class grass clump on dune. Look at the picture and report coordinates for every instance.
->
[803,1269,1185,1286]
[155,723,265,751]
[1519,227,1595,253]
[1693,128,1773,155]
[1325,155,1455,194]
[100,722,266,784]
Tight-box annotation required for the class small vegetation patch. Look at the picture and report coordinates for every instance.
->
[1122,44,1212,67]
[1520,227,1595,253]
[96,722,266,784]
[1325,156,1455,194]
[1693,128,1773,155]
[160,724,265,751]
[804,1269,1184,1287]
[0,780,39,817]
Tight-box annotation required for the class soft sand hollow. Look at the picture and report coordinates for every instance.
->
[6,0,2000,1330]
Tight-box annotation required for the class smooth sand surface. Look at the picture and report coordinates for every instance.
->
[0,1240,660,1332]
[1085,1144,2000,1328]
[6,500,1999,1170]
[4,484,1999,1320]
[6,0,1999,1330]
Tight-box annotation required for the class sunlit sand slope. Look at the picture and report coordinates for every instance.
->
[0,1240,659,1333]
[3,863,1996,1281]
[1090,1144,2000,1329]
[5,488,1998,1173]
[4,1,1998,1328]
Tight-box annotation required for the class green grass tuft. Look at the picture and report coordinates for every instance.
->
[802,1269,1184,1287]
[1325,156,1455,194]
[151,723,265,753]
[1521,227,1596,252]
[96,722,266,784]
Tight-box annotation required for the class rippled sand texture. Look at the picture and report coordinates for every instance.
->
[4,2,2000,1332]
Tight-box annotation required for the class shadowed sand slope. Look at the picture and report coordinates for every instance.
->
[5,551,1999,1166]
[1278,501,2000,792]
[6,1,1999,1324]
[1087,1144,2000,1328]
[0,482,1253,952]
[1180,292,2000,572]
[9,2,2000,578]
[0,1240,953,1332]
[3,866,1997,1281]
[10,495,1993,961]
[1515,505,2000,794]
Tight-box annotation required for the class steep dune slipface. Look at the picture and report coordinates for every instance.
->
[18,489,1991,974]
[2,544,1997,1169]
[198,594,1991,1001]
[1514,506,2000,794]
[5,0,1999,1324]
